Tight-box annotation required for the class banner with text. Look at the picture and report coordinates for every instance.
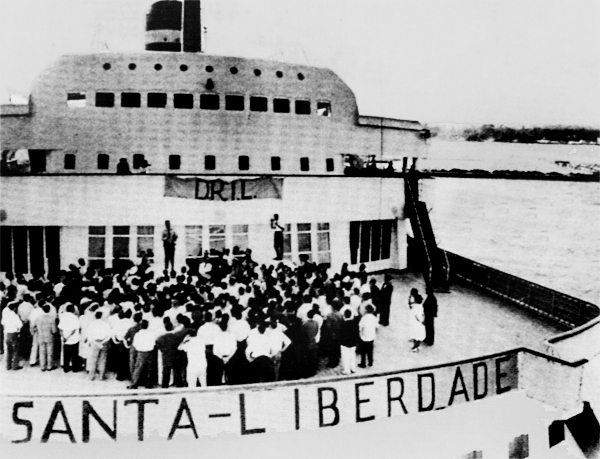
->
[1,352,518,444]
[165,176,283,201]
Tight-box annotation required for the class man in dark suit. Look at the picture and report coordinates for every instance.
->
[156,319,185,388]
[303,310,320,377]
[423,286,438,346]
[379,274,394,326]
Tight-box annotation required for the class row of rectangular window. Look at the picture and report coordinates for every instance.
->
[88,223,330,268]
[349,220,394,265]
[68,92,332,116]
[66,153,335,172]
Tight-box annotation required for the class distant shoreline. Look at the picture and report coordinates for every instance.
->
[422,170,599,182]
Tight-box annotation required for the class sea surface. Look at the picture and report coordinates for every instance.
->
[420,140,600,305]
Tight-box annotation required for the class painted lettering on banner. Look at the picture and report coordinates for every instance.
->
[1,353,518,443]
[164,176,283,201]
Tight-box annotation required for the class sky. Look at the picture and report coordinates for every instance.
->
[0,0,599,126]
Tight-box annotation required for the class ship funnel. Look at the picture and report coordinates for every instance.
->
[145,0,202,53]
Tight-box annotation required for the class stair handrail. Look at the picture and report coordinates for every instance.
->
[406,178,434,286]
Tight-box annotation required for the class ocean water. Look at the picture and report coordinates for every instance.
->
[421,139,600,173]
[424,176,600,305]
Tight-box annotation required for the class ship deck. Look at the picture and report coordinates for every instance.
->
[0,272,560,396]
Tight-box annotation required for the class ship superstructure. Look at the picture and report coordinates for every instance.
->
[1,0,429,278]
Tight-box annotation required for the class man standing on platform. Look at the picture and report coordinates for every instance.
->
[270,214,284,260]
[162,220,178,271]
[379,274,394,327]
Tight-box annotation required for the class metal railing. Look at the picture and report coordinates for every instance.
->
[446,251,600,330]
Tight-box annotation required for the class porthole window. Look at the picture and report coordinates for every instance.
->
[276,71,283,78]
[121,92,141,108]
[180,65,188,71]
[97,154,110,170]
[154,64,162,71]
[64,154,76,170]
[317,101,332,117]
[95,92,115,108]
[297,72,305,80]
[129,63,136,70]
[148,92,167,108]
[254,69,261,76]
[205,65,214,73]
[326,158,334,172]
[295,100,311,115]
[133,154,145,169]
[300,157,310,172]
[271,156,281,171]
[205,155,216,170]
[273,98,290,113]
[225,95,244,111]
[67,92,86,108]
[200,93,219,110]
[174,93,194,109]
[169,155,181,170]
[230,67,238,74]
[250,96,268,112]
[239,156,250,171]
[103,63,111,70]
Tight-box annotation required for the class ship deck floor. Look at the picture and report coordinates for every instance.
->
[0,272,560,396]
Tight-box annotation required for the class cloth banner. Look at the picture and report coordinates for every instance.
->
[165,176,283,201]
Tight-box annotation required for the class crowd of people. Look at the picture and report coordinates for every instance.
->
[1,249,406,388]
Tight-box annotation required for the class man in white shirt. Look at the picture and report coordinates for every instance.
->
[229,310,251,345]
[267,319,291,381]
[2,302,23,370]
[86,311,112,380]
[58,304,81,372]
[128,320,157,389]
[358,305,379,368]
[296,295,313,323]
[245,323,275,383]
[349,288,362,313]
[198,312,221,385]
[213,321,238,385]
[28,301,44,366]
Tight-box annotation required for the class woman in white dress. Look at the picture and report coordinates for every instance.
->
[408,288,425,352]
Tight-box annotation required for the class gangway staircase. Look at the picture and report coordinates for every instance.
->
[405,174,449,292]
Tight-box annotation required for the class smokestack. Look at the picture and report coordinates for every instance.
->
[183,0,202,53]
[145,1,182,52]
[145,0,202,53]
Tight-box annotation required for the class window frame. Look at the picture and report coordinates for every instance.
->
[295,99,311,115]
[67,92,86,108]
[147,92,168,108]
[225,94,245,111]
[121,92,141,108]
[174,93,194,109]
[95,92,115,108]
[250,95,268,112]
[273,97,291,114]
[200,93,220,110]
